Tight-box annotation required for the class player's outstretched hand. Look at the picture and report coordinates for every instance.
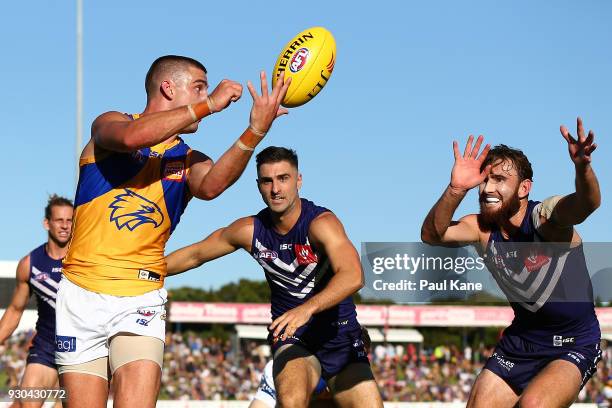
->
[560,117,597,167]
[450,135,491,192]
[208,79,243,113]
[247,71,291,134]
[269,303,313,341]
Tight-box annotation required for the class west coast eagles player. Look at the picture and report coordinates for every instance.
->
[0,195,73,408]
[167,147,383,408]
[55,55,290,408]
[421,118,601,407]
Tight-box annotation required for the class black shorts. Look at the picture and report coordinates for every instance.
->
[269,317,369,380]
[484,332,601,393]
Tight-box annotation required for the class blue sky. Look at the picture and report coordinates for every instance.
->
[2,0,610,289]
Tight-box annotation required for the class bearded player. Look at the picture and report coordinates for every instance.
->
[421,117,601,407]
[167,147,383,408]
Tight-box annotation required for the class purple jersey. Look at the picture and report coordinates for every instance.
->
[250,198,357,324]
[484,200,600,347]
[29,243,62,342]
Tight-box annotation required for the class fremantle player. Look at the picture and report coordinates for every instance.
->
[0,195,73,408]
[421,117,601,407]
[167,147,383,408]
[249,327,372,408]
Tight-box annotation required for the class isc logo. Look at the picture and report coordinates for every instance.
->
[290,48,309,73]
[280,244,293,250]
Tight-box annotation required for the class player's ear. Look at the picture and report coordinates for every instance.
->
[160,80,174,101]
[519,178,532,199]
[297,173,303,190]
[43,218,50,231]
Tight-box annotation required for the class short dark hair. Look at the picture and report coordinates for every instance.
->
[45,194,73,220]
[145,55,207,98]
[481,144,533,181]
[256,146,299,171]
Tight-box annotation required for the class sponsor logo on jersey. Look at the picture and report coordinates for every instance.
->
[163,161,185,181]
[289,48,309,73]
[258,250,278,261]
[109,189,165,231]
[524,253,551,272]
[56,335,77,352]
[138,270,161,282]
[295,244,318,265]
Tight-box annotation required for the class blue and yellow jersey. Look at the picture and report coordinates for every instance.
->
[63,114,193,296]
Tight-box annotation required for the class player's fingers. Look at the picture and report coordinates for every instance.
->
[560,126,573,144]
[246,81,258,100]
[479,164,492,179]
[463,135,474,158]
[585,130,595,146]
[453,141,460,160]
[260,71,268,98]
[471,135,484,158]
[276,107,289,118]
[577,117,585,141]
[477,144,491,163]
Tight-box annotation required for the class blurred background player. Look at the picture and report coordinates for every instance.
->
[0,194,73,408]
[55,55,290,408]
[167,147,383,408]
[421,117,601,407]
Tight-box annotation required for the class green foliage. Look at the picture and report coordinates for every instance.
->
[169,279,270,303]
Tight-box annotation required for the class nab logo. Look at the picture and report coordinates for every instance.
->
[109,189,164,231]
[258,250,278,261]
[56,335,77,352]
[290,48,309,73]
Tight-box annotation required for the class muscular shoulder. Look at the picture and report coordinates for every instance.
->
[226,216,256,251]
[15,254,31,283]
[308,211,346,246]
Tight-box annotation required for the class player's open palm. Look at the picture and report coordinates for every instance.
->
[560,117,597,167]
[451,135,491,191]
[247,71,291,134]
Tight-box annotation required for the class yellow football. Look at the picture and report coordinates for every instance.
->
[272,27,336,108]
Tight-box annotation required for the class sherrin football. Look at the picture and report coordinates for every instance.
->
[272,27,336,108]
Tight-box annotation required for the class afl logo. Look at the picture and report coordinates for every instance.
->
[258,250,278,261]
[34,273,50,282]
[290,48,309,73]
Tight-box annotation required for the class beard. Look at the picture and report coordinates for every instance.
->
[478,191,522,231]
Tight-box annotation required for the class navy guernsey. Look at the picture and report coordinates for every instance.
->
[484,200,600,347]
[251,198,357,325]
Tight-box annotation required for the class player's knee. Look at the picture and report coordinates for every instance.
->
[518,392,545,408]
[277,388,309,408]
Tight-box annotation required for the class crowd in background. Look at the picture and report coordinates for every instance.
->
[2,330,612,405]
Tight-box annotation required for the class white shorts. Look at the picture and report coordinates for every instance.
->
[252,360,276,407]
[55,276,167,366]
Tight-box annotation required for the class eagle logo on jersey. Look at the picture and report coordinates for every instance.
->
[109,189,164,231]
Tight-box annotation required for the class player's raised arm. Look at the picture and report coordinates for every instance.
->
[166,217,254,276]
[421,135,490,246]
[269,212,363,340]
[543,117,601,229]
[187,72,291,200]
[0,256,31,344]
[91,78,242,152]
